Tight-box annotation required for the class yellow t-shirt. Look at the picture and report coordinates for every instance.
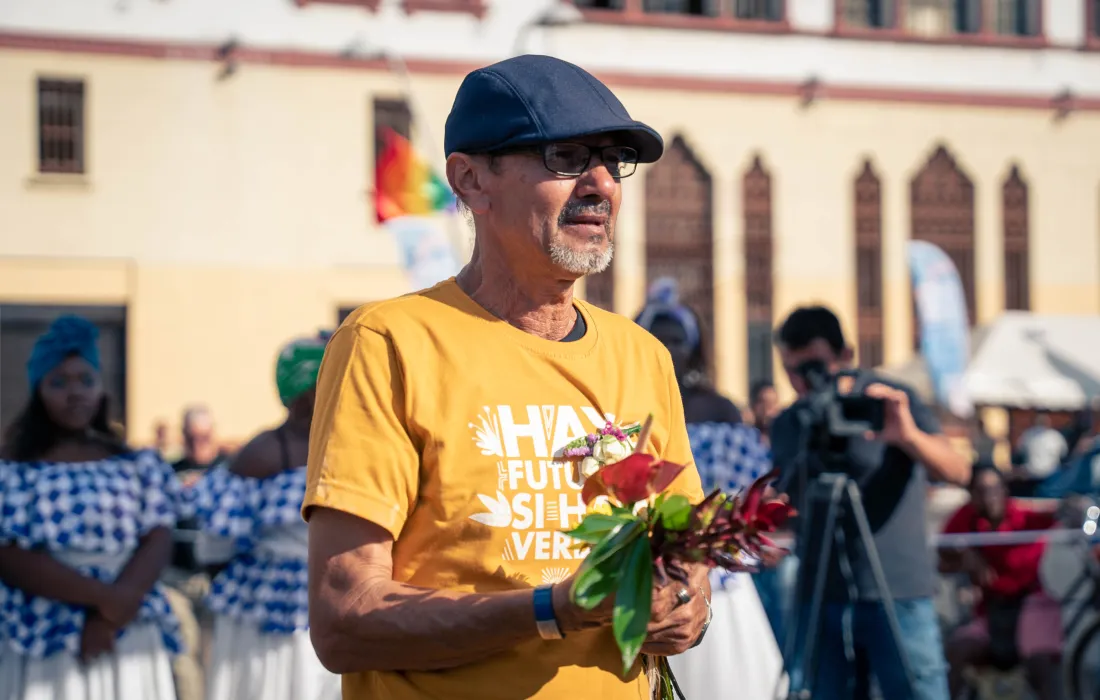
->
[304,279,703,700]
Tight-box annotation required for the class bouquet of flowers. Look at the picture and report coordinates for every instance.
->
[561,415,795,700]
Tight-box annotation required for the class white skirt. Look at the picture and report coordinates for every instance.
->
[0,623,176,700]
[667,572,788,700]
[206,616,341,700]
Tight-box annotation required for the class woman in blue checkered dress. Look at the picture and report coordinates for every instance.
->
[187,333,339,700]
[0,316,183,700]
[636,280,787,699]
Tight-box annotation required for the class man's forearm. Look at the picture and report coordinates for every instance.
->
[901,430,971,486]
[312,577,541,674]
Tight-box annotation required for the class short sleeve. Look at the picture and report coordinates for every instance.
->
[942,504,973,535]
[303,324,421,539]
[658,352,704,504]
[138,451,182,533]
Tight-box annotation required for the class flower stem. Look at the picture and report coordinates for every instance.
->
[634,414,655,455]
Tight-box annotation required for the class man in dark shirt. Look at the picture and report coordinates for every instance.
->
[769,306,970,700]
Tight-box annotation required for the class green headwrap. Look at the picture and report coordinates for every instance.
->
[275,331,331,407]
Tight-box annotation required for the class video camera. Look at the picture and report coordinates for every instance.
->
[794,360,886,462]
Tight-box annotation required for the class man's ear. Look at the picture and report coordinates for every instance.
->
[447,154,491,215]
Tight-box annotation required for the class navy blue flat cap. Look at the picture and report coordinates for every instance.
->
[444,54,664,164]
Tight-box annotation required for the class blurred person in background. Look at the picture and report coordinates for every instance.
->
[636,279,743,427]
[188,331,339,700]
[971,415,997,466]
[636,279,785,698]
[939,462,1061,700]
[173,405,227,487]
[749,379,780,446]
[164,404,230,700]
[0,315,183,700]
[770,305,970,700]
[1011,413,1068,498]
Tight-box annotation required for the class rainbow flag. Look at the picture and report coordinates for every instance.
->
[375,128,456,224]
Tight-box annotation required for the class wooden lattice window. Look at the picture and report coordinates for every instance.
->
[644,136,715,367]
[744,154,774,385]
[1003,165,1030,311]
[855,160,884,369]
[37,78,85,174]
[584,259,616,312]
[733,0,784,20]
[373,98,412,168]
[910,145,976,349]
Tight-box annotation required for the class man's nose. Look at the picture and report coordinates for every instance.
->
[573,161,618,202]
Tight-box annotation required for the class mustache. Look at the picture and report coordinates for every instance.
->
[558,199,612,227]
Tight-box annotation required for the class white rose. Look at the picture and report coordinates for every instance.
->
[592,435,631,464]
[579,457,602,479]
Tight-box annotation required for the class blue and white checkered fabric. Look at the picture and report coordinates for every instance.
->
[188,466,309,634]
[688,421,773,494]
[0,450,185,658]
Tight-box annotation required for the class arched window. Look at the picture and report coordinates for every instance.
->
[645,135,715,363]
[743,154,774,385]
[854,160,884,368]
[910,145,976,348]
[1003,164,1030,311]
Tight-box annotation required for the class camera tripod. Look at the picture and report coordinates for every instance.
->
[777,472,917,700]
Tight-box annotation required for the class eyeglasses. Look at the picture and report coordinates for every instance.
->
[490,143,639,179]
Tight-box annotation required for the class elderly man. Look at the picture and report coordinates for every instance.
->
[303,55,710,699]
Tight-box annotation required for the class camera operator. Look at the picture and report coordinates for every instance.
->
[770,306,971,700]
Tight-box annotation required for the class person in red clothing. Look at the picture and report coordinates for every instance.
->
[939,462,1062,700]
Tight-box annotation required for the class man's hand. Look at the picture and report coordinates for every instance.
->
[962,549,996,588]
[80,611,117,664]
[863,383,920,447]
[642,564,710,656]
[95,583,144,629]
[551,573,615,633]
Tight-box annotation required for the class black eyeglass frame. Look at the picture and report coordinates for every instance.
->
[481,142,640,179]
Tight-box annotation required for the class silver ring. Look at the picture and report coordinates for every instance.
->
[675,588,692,607]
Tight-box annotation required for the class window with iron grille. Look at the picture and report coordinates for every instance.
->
[855,160,884,369]
[643,0,717,16]
[1002,165,1030,311]
[992,0,1041,36]
[575,0,625,8]
[644,136,715,373]
[744,154,774,385]
[373,98,412,169]
[910,145,976,349]
[733,0,783,20]
[37,78,85,174]
[1093,0,1100,36]
[841,0,896,27]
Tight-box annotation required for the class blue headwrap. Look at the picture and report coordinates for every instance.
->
[634,277,701,350]
[27,315,101,389]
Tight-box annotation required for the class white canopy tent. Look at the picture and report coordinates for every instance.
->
[963,311,1100,410]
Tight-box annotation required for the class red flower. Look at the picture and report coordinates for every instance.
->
[738,469,795,531]
[582,453,686,506]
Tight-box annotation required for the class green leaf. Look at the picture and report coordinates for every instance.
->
[572,550,624,609]
[612,534,654,676]
[563,513,635,545]
[571,518,645,610]
[655,494,692,531]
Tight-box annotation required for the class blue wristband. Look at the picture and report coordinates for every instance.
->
[533,585,564,640]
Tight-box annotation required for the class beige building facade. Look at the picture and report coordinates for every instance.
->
[2,0,1100,444]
